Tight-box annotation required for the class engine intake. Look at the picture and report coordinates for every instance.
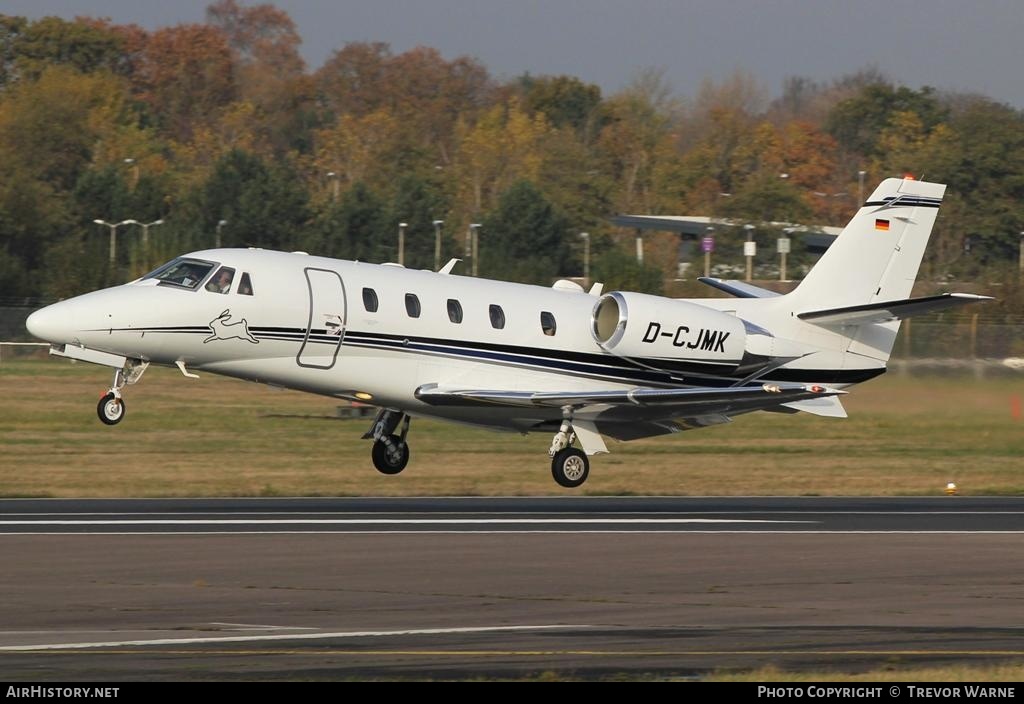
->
[591,291,747,368]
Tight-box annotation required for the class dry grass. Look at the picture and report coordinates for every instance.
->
[709,662,1024,682]
[2,358,1022,497]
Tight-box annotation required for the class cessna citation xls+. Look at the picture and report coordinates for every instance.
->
[27,178,989,487]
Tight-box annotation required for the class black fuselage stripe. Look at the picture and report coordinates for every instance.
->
[110,326,883,386]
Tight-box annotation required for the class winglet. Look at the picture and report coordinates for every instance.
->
[438,258,461,275]
[698,277,781,299]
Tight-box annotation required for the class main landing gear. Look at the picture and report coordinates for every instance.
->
[364,409,411,475]
[548,413,590,488]
[96,360,149,426]
[360,406,595,488]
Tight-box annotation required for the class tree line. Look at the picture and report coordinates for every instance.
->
[1,1,1022,305]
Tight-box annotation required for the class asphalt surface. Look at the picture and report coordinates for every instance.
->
[1,497,1023,680]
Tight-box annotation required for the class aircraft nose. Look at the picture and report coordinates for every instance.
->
[26,302,73,344]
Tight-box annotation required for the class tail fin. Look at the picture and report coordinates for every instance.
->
[789,177,945,310]
[782,178,945,368]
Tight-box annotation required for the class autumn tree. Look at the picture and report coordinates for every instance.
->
[0,14,130,85]
[134,23,237,141]
[825,83,947,159]
[0,65,142,296]
[453,99,550,216]
[316,42,491,166]
[206,0,312,153]
[520,74,603,137]
[597,69,683,213]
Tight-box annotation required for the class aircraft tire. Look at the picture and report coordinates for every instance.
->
[371,436,409,475]
[551,447,589,488]
[97,393,125,426]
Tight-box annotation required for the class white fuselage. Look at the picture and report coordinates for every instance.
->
[26,248,881,433]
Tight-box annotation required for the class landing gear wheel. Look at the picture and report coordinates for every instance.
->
[371,435,410,475]
[551,447,589,488]
[97,393,125,425]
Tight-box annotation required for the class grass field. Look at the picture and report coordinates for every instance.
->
[1,358,1022,497]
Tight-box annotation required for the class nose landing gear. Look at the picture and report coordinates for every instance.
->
[97,392,125,425]
[96,360,149,426]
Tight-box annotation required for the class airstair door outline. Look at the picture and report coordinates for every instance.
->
[297,268,346,369]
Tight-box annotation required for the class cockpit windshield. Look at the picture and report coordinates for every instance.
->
[144,258,217,290]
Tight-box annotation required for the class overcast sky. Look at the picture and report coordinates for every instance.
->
[7,0,1024,108]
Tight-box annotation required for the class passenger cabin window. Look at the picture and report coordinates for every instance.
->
[447,299,463,324]
[405,293,421,318]
[489,304,506,330]
[205,266,235,294]
[540,311,557,336]
[363,287,379,312]
[238,272,254,296]
[146,258,216,290]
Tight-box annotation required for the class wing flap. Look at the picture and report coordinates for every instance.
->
[798,293,991,326]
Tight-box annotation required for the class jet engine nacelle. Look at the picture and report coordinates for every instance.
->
[591,291,747,367]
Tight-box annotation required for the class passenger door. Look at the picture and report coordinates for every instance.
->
[297,268,346,369]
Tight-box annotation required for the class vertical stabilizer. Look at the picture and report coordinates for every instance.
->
[789,178,945,311]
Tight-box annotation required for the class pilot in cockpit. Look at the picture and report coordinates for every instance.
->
[205,268,234,294]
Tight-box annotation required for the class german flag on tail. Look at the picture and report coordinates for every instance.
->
[875,218,890,231]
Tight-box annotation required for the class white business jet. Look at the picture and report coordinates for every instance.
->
[27,178,988,487]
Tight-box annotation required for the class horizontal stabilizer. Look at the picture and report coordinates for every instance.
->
[798,293,992,326]
[698,277,781,299]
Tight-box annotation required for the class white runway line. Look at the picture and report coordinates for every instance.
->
[0,624,592,651]
[0,518,809,525]
[3,530,1023,535]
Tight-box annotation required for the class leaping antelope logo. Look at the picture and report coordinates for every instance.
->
[204,309,259,344]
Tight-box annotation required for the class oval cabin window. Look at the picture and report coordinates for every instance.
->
[405,293,421,318]
[489,304,505,330]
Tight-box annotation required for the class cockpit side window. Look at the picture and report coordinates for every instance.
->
[146,258,217,290]
[238,272,254,296]
[205,266,235,294]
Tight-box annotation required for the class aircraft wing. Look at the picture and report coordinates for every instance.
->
[415,382,843,414]
[798,293,992,326]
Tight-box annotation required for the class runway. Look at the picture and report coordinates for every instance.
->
[1,497,1023,680]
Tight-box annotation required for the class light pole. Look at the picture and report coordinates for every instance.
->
[470,223,481,276]
[1019,231,1024,282]
[779,228,793,282]
[124,157,139,191]
[432,220,444,270]
[136,218,164,268]
[858,170,867,205]
[579,232,590,287]
[93,219,136,266]
[327,171,340,202]
[743,224,756,282]
[216,219,228,248]
[398,222,407,266]
[703,226,715,277]
[635,229,644,264]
